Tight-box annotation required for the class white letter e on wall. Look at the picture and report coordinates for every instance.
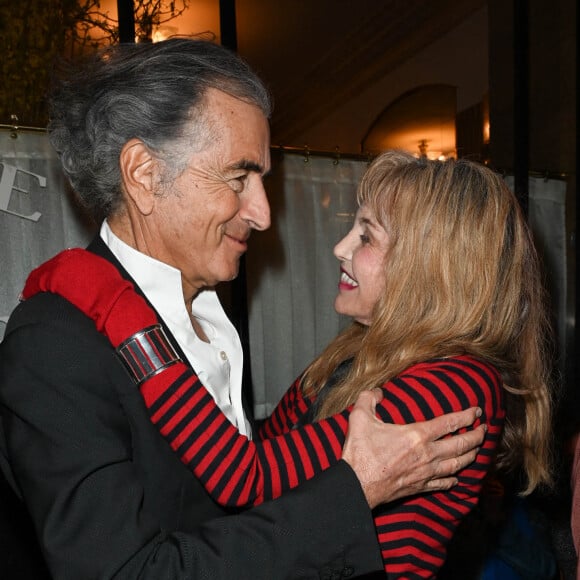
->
[0,162,44,222]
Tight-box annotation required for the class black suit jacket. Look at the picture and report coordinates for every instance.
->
[0,237,381,579]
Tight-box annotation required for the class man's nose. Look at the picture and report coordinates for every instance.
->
[241,181,271,231]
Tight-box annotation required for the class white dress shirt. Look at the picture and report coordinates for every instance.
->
[100,221,251,437]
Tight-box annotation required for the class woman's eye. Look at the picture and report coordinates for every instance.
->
[359,234,370,245]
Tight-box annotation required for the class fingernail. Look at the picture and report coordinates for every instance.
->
[475,407,482,417]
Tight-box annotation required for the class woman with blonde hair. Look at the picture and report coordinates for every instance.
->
[24,150,553,577]
[301,150,552,495]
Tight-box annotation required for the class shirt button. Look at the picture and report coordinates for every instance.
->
[220,351,228,361]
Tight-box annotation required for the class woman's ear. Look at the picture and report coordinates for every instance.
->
[119,138,158,215]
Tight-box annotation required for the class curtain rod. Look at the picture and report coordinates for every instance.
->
[273,147,574,179]
[0,127,572,181]
[494,166,572,181]
[270,144,372,163]
[0,123,47,138]
[524,169,571,181]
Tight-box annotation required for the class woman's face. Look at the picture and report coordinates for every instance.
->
[333,204,391,325]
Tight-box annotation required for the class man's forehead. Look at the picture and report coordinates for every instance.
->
[204,87,266,118]
[200,89,271,173]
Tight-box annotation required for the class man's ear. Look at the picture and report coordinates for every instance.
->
[119,138,158,215]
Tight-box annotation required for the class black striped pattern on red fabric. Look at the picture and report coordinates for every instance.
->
[140,363,346,505]
[116,324,181,384]
[139,355,504,577]
[369,357,504,577]
[260,376,313,438]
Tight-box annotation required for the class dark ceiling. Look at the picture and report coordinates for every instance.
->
[235,0,487,145]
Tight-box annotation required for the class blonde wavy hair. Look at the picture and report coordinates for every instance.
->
[302,150,553,494]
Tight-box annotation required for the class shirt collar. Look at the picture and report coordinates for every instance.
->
[99,221,250,437]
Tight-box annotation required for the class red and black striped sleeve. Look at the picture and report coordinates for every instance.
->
[141,355,503,576]
[370,356,505,577]
[259,375,312,438]
[139,362,345,505]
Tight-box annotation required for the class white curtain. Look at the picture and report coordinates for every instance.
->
[1,135,569,415]
[528,177,569,370]
[0,130,95,340]
[246,153,368,419]
[505,175,569,370]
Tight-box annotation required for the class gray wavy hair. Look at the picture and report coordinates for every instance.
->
[48,37,272,221]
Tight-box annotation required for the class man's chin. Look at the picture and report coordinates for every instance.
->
[213,257,242,285]
[223,264,241,283]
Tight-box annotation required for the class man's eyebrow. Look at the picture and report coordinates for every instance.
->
[231,159,266,174]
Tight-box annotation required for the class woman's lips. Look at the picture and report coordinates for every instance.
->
[339,269,358,290]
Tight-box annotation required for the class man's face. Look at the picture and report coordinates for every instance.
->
[146,89,271,299]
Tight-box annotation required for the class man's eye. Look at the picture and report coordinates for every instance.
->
[229,175,247,192]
